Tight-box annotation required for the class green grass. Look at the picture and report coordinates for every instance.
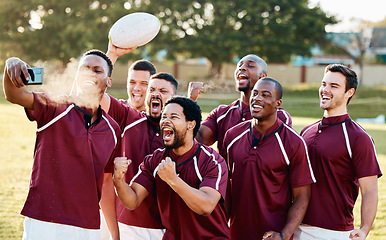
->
[1,85,386,239]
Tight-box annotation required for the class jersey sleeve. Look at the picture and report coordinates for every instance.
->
[108,95,146,130]
[351,131,382,179]
[221,130,231,169]
[288,135,316,188]
[108,95,130,128]
[104,128,122,173]
[199,149,228,200]
[133,154,157,193]
[277,108,292,127]
[201,107,220,140]
[25,92,60,127]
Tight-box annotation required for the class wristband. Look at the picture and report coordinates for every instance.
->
[279,232,284,240]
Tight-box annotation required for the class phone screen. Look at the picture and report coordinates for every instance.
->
[21,67,43,85]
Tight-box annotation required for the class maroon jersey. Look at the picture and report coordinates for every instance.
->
[202,99,292,153]
[134,141,230,240]
[21,93,120,229]
[301,114,382,231]
[108,95,164,229]
[223,119,315,239]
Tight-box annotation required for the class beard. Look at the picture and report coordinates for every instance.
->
[164,128,187,150]
[236,80,251,92]
[148,114,161,123]
[146,96,163,123]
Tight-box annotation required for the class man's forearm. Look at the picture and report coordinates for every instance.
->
[280,185,310,239]
[166,176,220,216]
[100,173,119,240]
[360,183,378,235]
[113,178,141,210]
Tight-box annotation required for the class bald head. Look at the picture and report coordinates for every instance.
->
[239,54,268,76]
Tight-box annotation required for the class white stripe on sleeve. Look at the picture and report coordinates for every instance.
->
[342,122,352,159]
[37,104,75,132]
[275,132,290,165]
[201,146,222,191]
[216,105,238,123]
[102,115,118,146]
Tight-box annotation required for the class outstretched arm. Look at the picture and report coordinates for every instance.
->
[157,157,221,216]
[3,57,34,109]
[113,157,149,210]
[263,185,311,240]
[349,175,378,240]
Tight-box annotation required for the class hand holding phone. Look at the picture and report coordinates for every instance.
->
[20,67,43,85]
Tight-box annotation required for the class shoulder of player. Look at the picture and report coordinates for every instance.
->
[143,148,166,164]
[346,119,374,143]
[222,121,250,149]
[101,110,120,130]
[300,120,321,136]
[279,124,308,147]
[197,144,226,166]
[212,99,239,114]
[225,120,250,137]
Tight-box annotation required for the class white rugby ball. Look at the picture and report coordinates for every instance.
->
[108,12,161,48]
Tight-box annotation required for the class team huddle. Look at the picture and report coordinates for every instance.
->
[3,42,382,240]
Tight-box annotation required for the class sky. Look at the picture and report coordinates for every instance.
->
[309,0,386,32]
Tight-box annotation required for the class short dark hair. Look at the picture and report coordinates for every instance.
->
[82,49,113,77]
[165,96,202,137]
[150,72,178,93]
[129,60,156,75]
[258,77,283,99]
[325,64,358,104]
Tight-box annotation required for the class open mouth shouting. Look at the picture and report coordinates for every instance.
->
[237,73,249,85]
[161,125,175,143]
[150,97,163,116]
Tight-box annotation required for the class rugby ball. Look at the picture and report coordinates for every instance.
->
[108,12,161,48]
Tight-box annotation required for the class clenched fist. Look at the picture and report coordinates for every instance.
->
[113,157,132,182]
[188,82,204,102]
[157,157,177,184]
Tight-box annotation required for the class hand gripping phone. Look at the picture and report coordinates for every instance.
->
[20,67,43,85]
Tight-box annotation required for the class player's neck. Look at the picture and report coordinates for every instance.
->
[240,90,252,106]
[323,105,348,118]
[132,104,146,112]
[172,139,194,157]
[252,115,277,136]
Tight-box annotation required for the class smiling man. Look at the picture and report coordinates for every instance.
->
[196,54,292,153]
[3,50,121,240]
[124,60,156,112]
[222,77,315,240]
[296,64,382,240]
[114,96,230,239]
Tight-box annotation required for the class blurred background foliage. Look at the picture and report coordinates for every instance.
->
[0,0,336,75]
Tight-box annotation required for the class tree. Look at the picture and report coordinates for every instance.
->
[0,0,335,76]
[140,0,336,76]
[0,0,145,68]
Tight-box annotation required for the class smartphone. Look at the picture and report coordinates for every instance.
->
[21,67,43,85]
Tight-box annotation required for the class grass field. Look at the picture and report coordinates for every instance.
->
[1,86,386,239]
